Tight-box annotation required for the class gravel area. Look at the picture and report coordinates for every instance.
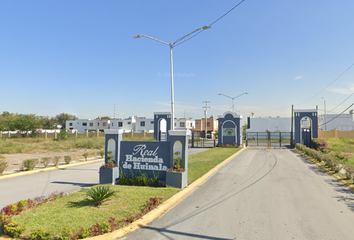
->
[1,150,102,175]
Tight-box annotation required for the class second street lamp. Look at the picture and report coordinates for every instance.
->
[134,26,211,130]
[219,92,249,113]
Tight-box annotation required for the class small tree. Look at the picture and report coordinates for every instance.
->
[52,156,60,167]
[41,157,51,168]
[0,157,8,175]
[64,156,71,164]
[82,152,89,161]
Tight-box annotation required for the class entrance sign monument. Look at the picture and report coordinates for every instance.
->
[218,112,242,147]
[294,109,318,148]
[101,114,189,188]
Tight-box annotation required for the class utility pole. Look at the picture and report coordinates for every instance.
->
[203,101,211,140]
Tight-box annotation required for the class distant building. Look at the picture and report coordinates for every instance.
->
[66,119,96,133]
[174,118,195,136]
[135,117,154,133]
[319,110,354,131]
[194,115,218,138]
[110,116,136,133]
[246,117,291,133]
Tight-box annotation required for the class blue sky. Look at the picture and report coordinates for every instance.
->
[1,0,353,120]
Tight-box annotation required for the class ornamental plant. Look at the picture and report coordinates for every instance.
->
[64,156,71,164]
[100,161,117,169]
[85,186,115,206]
[168,151,185,172]
[82,152,89,161]
[0,158,8,175]
[40,157,51,168]
[311,138,330,153]
[52,156,60,167]
[344,165,354,180]
[22,159,38,171]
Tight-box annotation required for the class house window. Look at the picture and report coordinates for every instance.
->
[118,122,123,127]
[207,122,210,127]
[151,121,154,124]
[97,123,100,126]
[140,121,145,127]
[82,122,87,126]
[112,123,114,126]
[89,123,93,127]
[103,122,107,126]
[128,122,131,125]
[69,123,73,126]
[180,122,185,127]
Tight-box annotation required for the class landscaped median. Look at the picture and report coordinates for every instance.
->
[0,147,241,240]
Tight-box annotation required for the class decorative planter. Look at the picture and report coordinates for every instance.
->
[99,167,119,185]
[166,170,187,189]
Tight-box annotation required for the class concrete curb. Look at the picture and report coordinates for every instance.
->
[87,147,246,240]
[0,158,104,180]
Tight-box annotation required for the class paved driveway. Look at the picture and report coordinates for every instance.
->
[120,148,354,240]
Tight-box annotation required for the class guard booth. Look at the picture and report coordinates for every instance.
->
[154,112,171,142]
[294,109,318,148]
[217,112,242,147]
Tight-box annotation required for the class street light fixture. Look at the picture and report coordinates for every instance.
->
[134,26,212,130]
[218,92,249,113]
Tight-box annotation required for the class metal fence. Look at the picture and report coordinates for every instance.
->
[246,132,293,148]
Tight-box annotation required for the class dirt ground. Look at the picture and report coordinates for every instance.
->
[1,150,102,175]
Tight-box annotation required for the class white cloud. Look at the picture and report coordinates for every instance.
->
[329,85,354,95]
[293,75,304,81]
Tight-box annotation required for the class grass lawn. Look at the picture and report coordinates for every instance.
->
[324,138,354,165]
[324,138,354,153]
[13,186,180,237]
[7,147,241,238]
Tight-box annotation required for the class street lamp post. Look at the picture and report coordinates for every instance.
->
[218,92,249,113]
[134,26,211,130]
[322,97,327,130]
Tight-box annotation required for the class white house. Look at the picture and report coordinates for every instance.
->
[66,119,96,133]
[135,117,154,133]
[110,116,136,133]
[174,118,195,136]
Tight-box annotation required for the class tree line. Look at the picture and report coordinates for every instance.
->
[0,112,77,131]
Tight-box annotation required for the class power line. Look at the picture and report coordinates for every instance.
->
[300,62,354,104]
[174,0,247,47]
[328,92,354,113]
[209,0,246,26]
[319,102,354,127]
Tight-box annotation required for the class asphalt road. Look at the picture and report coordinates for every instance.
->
[0,148,209,209]
[120,148,354,240]
[0,161,103,208]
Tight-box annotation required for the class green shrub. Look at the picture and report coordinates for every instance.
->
[52,156,60,167]
[22,159,38,171]
[85,186,115,206]
[330,152,351,162]
[29,228,51,240]
[82,152,89,161]
[312,138,330,153]
[40,157,51,168]
[98,150,105,158]
[3,219,25,238]
[0,158,8,175]
[344,165,354,180]
[64,156,71,164]
[60,227,72,240]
